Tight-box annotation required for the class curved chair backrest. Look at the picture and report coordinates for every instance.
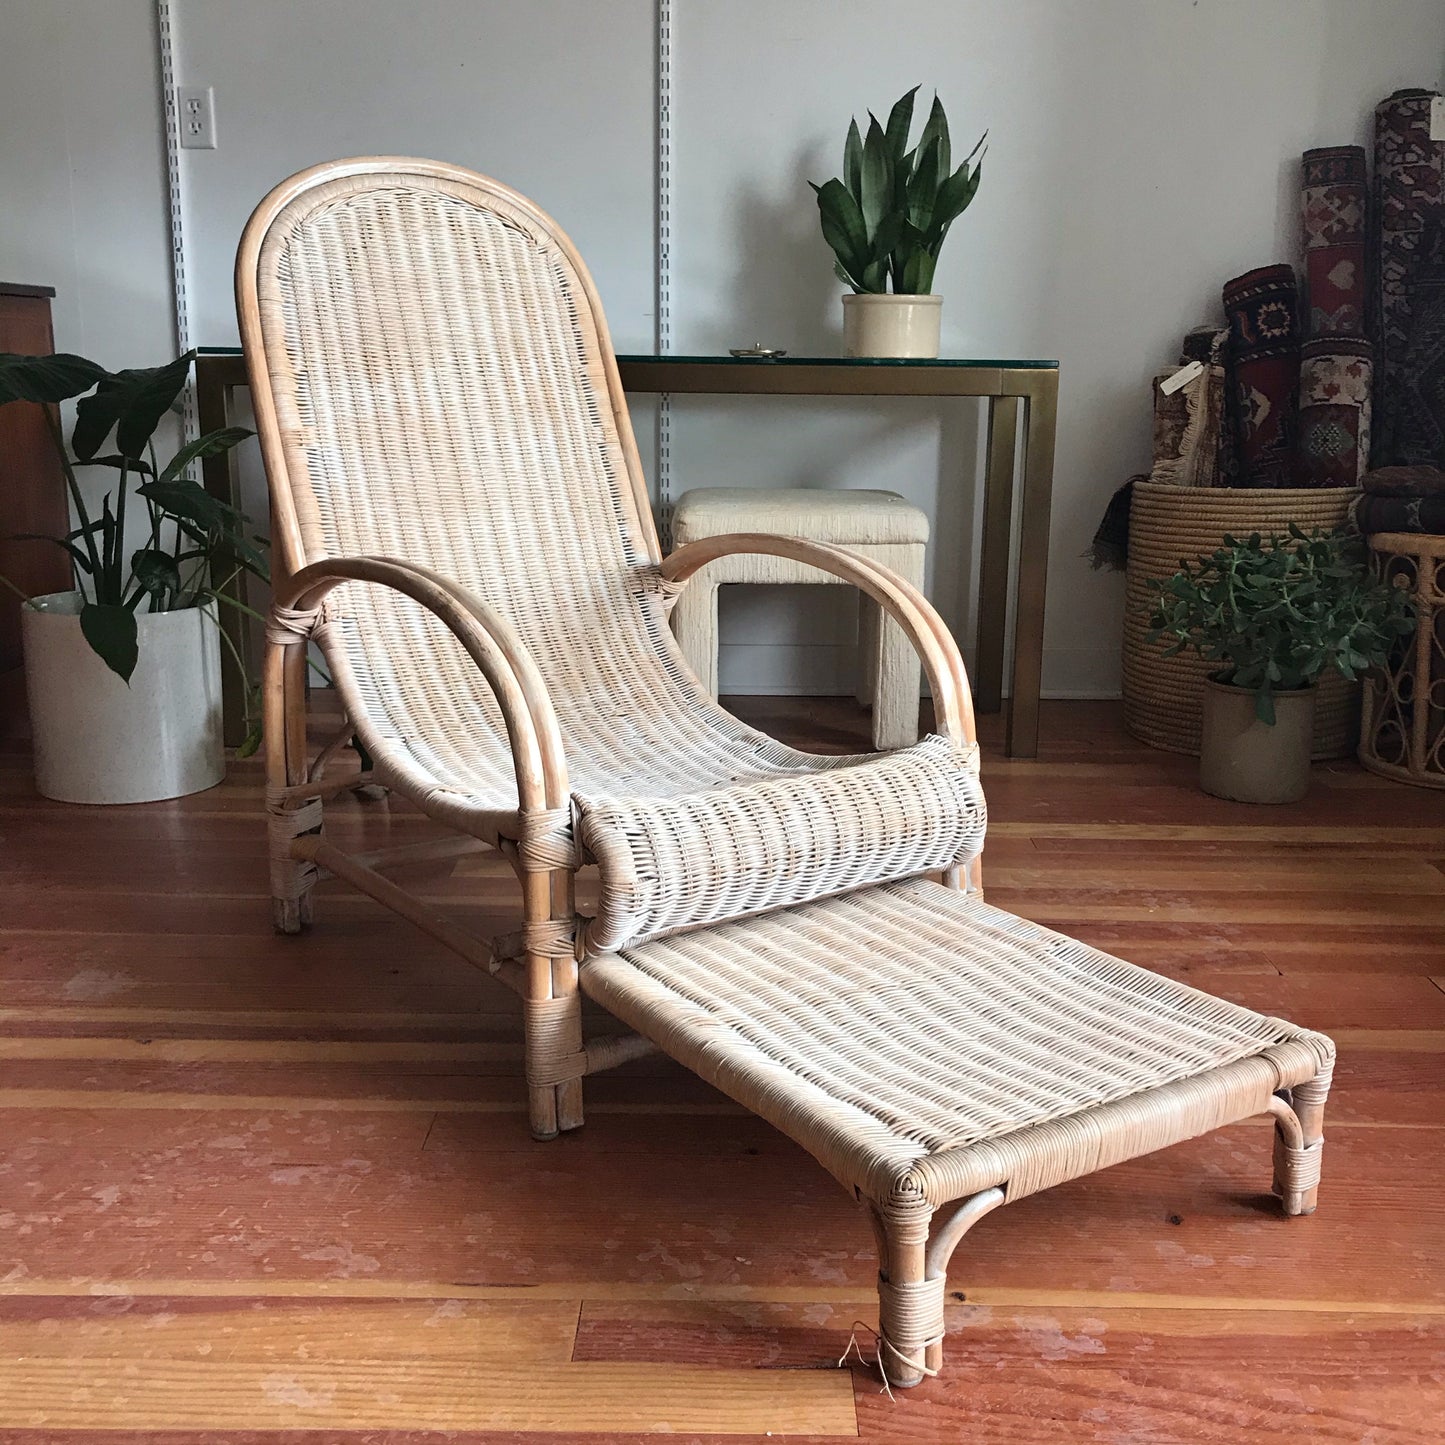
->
[236,156,663,631]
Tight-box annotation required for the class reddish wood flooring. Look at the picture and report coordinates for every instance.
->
[1,699,1443,1441]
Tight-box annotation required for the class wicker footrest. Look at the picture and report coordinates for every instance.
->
[582,878,1335,1208]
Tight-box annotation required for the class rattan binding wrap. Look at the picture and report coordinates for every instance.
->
[1123,481,1361,757]
[1360,532,1445,788]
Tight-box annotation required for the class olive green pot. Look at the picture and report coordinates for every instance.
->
[1198,677,1318,805]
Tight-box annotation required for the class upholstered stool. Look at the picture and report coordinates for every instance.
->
[671,487,930,750]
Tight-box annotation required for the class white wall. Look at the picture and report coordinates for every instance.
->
[2,1,1443,698]
[671,0,1445,694]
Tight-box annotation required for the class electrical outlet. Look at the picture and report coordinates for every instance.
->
[176,85,216,150]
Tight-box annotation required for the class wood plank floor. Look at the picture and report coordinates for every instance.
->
[2,698,1443,1442]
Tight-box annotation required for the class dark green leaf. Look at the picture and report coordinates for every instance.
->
[79,601,139,682]
[82,453,155,476]
[73,351,194,461]
[131,547,182,606]
[883,86,919,166]
[928,157,983,242]
[907,137,941,232]
[843,117,863,200]
[137,478,237,533]
[0,352,105,406]
[156,426,254,486]
[815,178,871,284]
[859,116,893,240]
[5,532,91,575]
[915,95,951,185]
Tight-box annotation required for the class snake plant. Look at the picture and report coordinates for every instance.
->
[811,86,985,295]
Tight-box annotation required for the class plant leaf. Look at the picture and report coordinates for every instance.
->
[73,351,194,461]
[815,178,871,285]
[137,477,237,532]
[907,137,941,232]
[156,426,254,486]
[883,85,919,166]
[0,352,105,406]
[79,601,139,682]
[82,453,155,476]
[843,117,863,200]
[927,156,983,243]
[859,116,893,241]
[915,94,951,185]
[131,547,181,606]
[6,532,92,575]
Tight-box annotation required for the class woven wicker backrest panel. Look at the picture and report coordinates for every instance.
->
[249,168,796,800]
[264,178,645,607]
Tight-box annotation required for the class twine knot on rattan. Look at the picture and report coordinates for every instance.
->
[518,807,580,871]
[494,917,582,962]
[266,602,324,647]
[265,795,323,900]
[1277,1138,1324,1191]
[524,995,587,1086]
[640,565,688,612]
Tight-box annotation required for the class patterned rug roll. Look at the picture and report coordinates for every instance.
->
[1354,493,1445,535]
[1302,146,1368,336]
[1224,264,1301,488]
[1297,336,1372,487]
[1373,88,1445,468]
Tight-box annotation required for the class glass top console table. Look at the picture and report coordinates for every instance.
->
[196,350,1058,758]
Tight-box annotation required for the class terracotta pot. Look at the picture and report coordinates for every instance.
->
[1198,676,1317,804]
[842,294,942,358]
[22,590,224,804]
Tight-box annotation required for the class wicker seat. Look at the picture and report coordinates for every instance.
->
[238,158,1334,1389]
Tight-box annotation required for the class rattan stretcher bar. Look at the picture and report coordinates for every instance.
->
[236,157,1336,1389]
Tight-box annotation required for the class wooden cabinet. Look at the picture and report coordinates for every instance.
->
[0,283,70,737]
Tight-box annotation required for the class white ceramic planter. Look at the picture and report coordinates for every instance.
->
[22,591,225,804]
[842,294,943,358]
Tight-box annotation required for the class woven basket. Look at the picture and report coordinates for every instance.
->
[1122,481,1361,759]
[1360,533,1445,789]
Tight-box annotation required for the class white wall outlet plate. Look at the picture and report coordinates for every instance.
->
[177,85,217,150]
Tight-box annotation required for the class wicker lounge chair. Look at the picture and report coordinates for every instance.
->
[237,158,1335,1388]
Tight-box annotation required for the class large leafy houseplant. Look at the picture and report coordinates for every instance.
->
[1147,527,1412,725]
[0,349,263,698]
[811,86,985,295]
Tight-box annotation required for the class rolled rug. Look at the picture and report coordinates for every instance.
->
[1363,464,1445,496]
[1396,260,1445,467]
[1353,492,1445,535]
[1296,336,1373,487]
[1301,146,1368,336]
[1372,88,1445,467]
[1224,264,1302,487]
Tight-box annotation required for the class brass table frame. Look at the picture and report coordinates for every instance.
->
[197,352,1058,757]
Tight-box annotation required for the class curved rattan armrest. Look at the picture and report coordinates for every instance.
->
[274,554,569,812]
[659,532,977,750]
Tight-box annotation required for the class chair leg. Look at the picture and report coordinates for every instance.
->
[264,638,320,934]
[867,1193,942,1389]
[1272,1063,1332,1216]
[863,1186,1005,1387]
[520,869,586,1141]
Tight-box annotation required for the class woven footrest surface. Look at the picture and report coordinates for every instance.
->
[581,879,1334,1204]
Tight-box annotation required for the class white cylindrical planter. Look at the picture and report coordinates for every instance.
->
[842,294,943,358]
[1198,677,1317,805]
[22,591,225,804]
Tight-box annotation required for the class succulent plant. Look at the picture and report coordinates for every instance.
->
[811,86,985,295]
[1147,527,1414,724]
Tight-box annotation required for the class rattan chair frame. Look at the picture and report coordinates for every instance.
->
[237,158,1331,1389]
